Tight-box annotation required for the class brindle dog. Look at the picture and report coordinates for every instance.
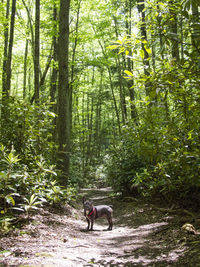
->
[83,197,113,231]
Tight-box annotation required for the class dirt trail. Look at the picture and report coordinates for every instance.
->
[0,188,199,266]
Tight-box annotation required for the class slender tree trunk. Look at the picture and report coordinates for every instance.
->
[191,0,200,66]
[108,67,121,134]
[113,16,127,123]
[115,56,127,124]
[23,39,29,99]
[2,0,16,96]
[39,51,52,90]
[180,13,184,60]
[34,0,40,102]
[22,0,34,56]
[81,91,86,172]
[57,0,71,186]
[169,0,179,61]
[95,70,103,158]
[1,0,15,138]
[125,0,138,123]
[87,96,94,165]
[50,4,58,103]
[6,0,16,94]
[157,3,165,62]
[137,0,151,96]
[70,0,82,131]
[86,67,94,166]
[2,0,10,97]
[50,5,58,145]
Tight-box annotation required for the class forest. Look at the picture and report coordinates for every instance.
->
[0,0,200,232]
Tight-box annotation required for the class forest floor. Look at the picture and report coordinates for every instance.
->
[1,187,200,266]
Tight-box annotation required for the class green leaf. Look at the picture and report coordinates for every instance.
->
[145,47,152,54]
[118,47,125,54]
[124,70,134,77]
[29,194,37,205]
[115,39,122,44]
[6,195,15,206]
[106,45,119,50]
[47,111,56,118]
[140,49,145,59]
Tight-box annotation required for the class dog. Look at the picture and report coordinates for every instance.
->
[82,197,113,231]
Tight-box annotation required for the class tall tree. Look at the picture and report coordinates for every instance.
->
[23,38,29,99]
[57,0,71,186]
[191,0,200,67]
[125,0,138,122]
[169,0,179,61]
[2,0,16,96]
[137,0,151,96]
[50,3,58,103]
[34,0,40,102]
[2,0,10,97]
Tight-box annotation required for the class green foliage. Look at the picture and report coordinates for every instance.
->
[107,113,200,203]
[0,145,77,215]
[106,55,200,202]
[0,0,200,217]
[0,123,76,234]
[0,216,15,234]
[0,98,57,165]
[105,0,200,205]
[21,194,43,214]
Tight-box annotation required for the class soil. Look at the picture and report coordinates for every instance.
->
[1,188,200,267]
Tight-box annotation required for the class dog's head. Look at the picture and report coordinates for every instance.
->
[82,197,93,211]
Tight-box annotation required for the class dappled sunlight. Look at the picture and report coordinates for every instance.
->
[80,220,185,266]
[0,188,192,266]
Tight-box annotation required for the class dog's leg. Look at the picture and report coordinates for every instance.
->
[90,219,94,231]
[107,216,113,230]
[86,218,90,231]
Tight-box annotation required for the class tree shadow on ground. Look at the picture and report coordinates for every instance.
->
[80,188,189,267]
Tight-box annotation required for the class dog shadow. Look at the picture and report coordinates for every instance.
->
[80,228,111,233]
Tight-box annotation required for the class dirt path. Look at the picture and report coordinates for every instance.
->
[0,188,200,266]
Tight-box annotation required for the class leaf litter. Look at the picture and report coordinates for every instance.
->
[0,188,200,266]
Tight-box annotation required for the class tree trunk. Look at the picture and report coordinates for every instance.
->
[87,96,94,165]
[39,51,52,90]
[169,0,179,61]
[81,91,86,172]
[2,0,16,96]
[70,0,82,132]
[125,0,138,123]
[34,0,40,102]
[6,0,16,94]
[21,0,34,58]
[137,0,151,96]
[23,39,29,99]
[191,0,200,66]
[113,16,127,124]
[2,0,10,97]
[57,0,71,186]
[108,67,121,134]
[50,4,58,103]
[115,56,127,124]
